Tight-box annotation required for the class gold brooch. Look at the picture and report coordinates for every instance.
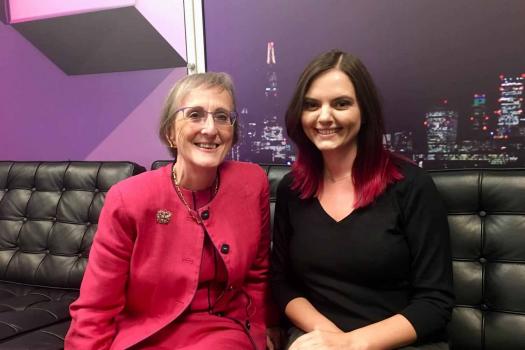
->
[156,209,172,224]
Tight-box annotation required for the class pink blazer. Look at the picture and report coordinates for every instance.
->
[65,161,273,349]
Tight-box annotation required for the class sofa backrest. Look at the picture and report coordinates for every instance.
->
[431,169,525,350]
[151,160,171,170]
[0,161,145,289]
[266,165,525,350]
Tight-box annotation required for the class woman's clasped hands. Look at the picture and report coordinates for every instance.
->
[289,328,375,350]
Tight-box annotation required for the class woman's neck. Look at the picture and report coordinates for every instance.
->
[174,162,218,191]
[322,145,357,182]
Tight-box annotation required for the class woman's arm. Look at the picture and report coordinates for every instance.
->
[285,297,341,333]
[270,175,307,311]
[289,314,416,350]
[65,187,134,350]
[397,170,455,340]
[285,296,416,349]
[343,314,416,348]
[243,176,277,326]
[284,300,417,349]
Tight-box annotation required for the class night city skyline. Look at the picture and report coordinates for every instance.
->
[231,41,525,168]
[204,0,525,168]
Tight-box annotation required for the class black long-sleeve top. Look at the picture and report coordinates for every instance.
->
[271,161,454,343]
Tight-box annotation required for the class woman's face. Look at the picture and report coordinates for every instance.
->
[301,68,362,158]
[168,86,234,171]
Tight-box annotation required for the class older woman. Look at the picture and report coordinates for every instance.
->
[271,50,454,349]
[66,72,277,349]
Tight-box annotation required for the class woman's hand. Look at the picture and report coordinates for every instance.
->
[288,329,372,350]
[266,327,286,350]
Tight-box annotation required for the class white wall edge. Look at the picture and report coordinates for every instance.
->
[183,0,206,74]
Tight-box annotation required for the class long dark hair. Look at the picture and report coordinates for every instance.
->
[285,49,403,208]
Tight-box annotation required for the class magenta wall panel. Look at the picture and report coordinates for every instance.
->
[7,0,186,61]
[12,7,186,75]
[1,0,187,168]
[0,7,186,168]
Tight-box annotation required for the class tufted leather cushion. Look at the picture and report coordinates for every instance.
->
[0,161,144,347]
[432,169,525,350]
[264,164,525,350]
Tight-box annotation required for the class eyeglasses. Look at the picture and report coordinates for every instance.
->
[174,106,238,126]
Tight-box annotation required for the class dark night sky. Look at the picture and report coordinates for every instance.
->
[204,0,525,153]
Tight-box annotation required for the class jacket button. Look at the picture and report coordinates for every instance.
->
[220,244,230,254]
[201,210,210,220]
[215,312,224,317]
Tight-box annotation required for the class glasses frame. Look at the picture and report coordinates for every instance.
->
[174,106,238,126]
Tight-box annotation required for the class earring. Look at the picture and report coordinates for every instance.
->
[167,139,176,149]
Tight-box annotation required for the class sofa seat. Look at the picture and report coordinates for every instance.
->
[0,282,76,340]
[0,161,144,348]
[0,320,70,350]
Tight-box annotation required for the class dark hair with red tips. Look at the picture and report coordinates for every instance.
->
[285,49,403,208]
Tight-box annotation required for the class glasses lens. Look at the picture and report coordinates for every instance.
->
[230,112,237,125]
[213,111,232,125]
[180,107,236,127]
[184,107,205,122]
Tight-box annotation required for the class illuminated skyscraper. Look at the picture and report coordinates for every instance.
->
[494,74,524,139]
[465,94,491,141]
[266,41,276,65]
[249,41,294,163]
[424,102,459,153]
[383,131,413,153]
[265,42,277,99]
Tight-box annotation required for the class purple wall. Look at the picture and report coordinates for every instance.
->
[0,21,186,168]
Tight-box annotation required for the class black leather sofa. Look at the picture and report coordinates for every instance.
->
[0,160,524,349]
[0,161,145,349]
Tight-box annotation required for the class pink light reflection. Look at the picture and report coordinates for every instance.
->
[8,0,134,23]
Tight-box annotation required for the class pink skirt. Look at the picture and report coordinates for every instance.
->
[130,312,263,349]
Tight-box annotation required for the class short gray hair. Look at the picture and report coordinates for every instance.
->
[159,72,238,157]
